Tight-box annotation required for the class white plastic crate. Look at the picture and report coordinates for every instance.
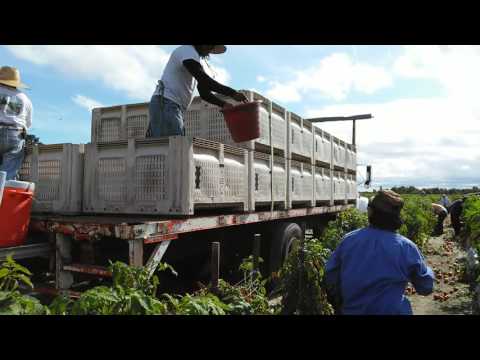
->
[287,112,303,159]
[19,144,84,214]
[302,120,314,161]
[345,173,358,200]
[185,91,287,152]
[332,137,347,170]
[287,112,314,161]
[345,144,357,172]
[314,167,332,204]
[313,127,332,166]
[287,160,314,208]
[83,137,248,215]
[333,171,347,202]
[91,103,149,143]
[251,152,287,209]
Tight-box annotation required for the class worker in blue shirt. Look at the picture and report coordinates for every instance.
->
[325,190,435,315]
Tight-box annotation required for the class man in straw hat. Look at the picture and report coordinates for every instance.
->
[146,45,248,138]
[325,190,434,315]
[0,66,32,180]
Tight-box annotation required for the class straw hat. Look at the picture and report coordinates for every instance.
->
[369,190,404,216]
[0,66,29,89]
[210,45,227,54]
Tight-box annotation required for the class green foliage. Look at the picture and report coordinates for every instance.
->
[215,256,273,315]
[162,292,229,315]
[321,208,368,251]
[0,256,48,315]
[0,255,34,292]
[399,196,436,249]
[49,261,175,315]
[462,196,480,252]
[0,291,48,315]
[276,238,334,315]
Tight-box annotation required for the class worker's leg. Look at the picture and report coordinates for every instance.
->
[439,211,447,235]
[451,216,461,237]
[147,95,184,137]
[0,128,25,180]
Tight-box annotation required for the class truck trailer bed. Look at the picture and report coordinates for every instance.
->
[30,204,353,242]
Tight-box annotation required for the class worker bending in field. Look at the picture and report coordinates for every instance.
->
[147,45,248,138]
[0,66,32,180]
[449,197,466,238]
[325,190,434,315]
[432,203,448,236]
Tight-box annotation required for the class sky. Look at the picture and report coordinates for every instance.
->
[1,45,479,190]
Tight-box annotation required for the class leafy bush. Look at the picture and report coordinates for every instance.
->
[50,261,174,315]
[321,208,368,251]
[215,256,273,315]
[0,291,48,315]
[162,292,229,315]
[462,196,480,252]
[399,196,436,249]
[0,255,49,315]
[276,238,334,315]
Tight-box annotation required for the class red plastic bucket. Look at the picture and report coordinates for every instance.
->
[0,181,34,248]
[221,101,261,142]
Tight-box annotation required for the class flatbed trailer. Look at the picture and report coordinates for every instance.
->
[23,203,353,293]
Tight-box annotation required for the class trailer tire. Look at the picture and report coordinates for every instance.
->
[269,222,303,274]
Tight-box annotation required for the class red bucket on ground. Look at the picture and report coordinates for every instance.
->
[0,181,35,248]
[221,101,261,142]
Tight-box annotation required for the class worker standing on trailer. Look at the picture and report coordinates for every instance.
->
[0,66,32,180]
[325,190,434,315]
[147,45,248,138]
[432,203,448,236]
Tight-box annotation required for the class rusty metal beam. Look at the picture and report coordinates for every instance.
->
[30,205,354,241]
[63,263,112,277]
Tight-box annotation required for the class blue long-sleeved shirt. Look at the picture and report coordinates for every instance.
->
[325,227,435,315]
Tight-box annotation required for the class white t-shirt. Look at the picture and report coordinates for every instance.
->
[157,45,201,111]
[0,85,32,130]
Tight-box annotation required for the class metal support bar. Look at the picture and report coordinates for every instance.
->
[306,114,372,123]
[0,243,51,261]
[253,234,261,275]
[55,234,74,290]
[145,240,171,278]
[352,119,356,146]
[211,242,220,290]
[128,239,144,267]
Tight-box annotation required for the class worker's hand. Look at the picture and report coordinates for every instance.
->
[232,91,248,103]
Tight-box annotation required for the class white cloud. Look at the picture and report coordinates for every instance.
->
[393,45,480,108]
[5,45,231,101]
[200,57,231,85]
[305,96,480,188]
[72,95,104,112]
[257,75,266,83]
[266,81,302,102]
[264,52,393,103]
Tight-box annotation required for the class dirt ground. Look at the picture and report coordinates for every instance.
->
[407,218,472,315]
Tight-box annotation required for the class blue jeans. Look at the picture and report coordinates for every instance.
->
[147,95,185,137]
[0,127,25,180]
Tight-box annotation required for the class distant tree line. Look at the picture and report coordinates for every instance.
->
[385,186,479,195]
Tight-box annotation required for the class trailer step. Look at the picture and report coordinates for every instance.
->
[63,263,112,277]
[0,243,51,261]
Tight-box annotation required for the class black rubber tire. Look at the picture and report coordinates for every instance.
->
[269,222,303,274]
